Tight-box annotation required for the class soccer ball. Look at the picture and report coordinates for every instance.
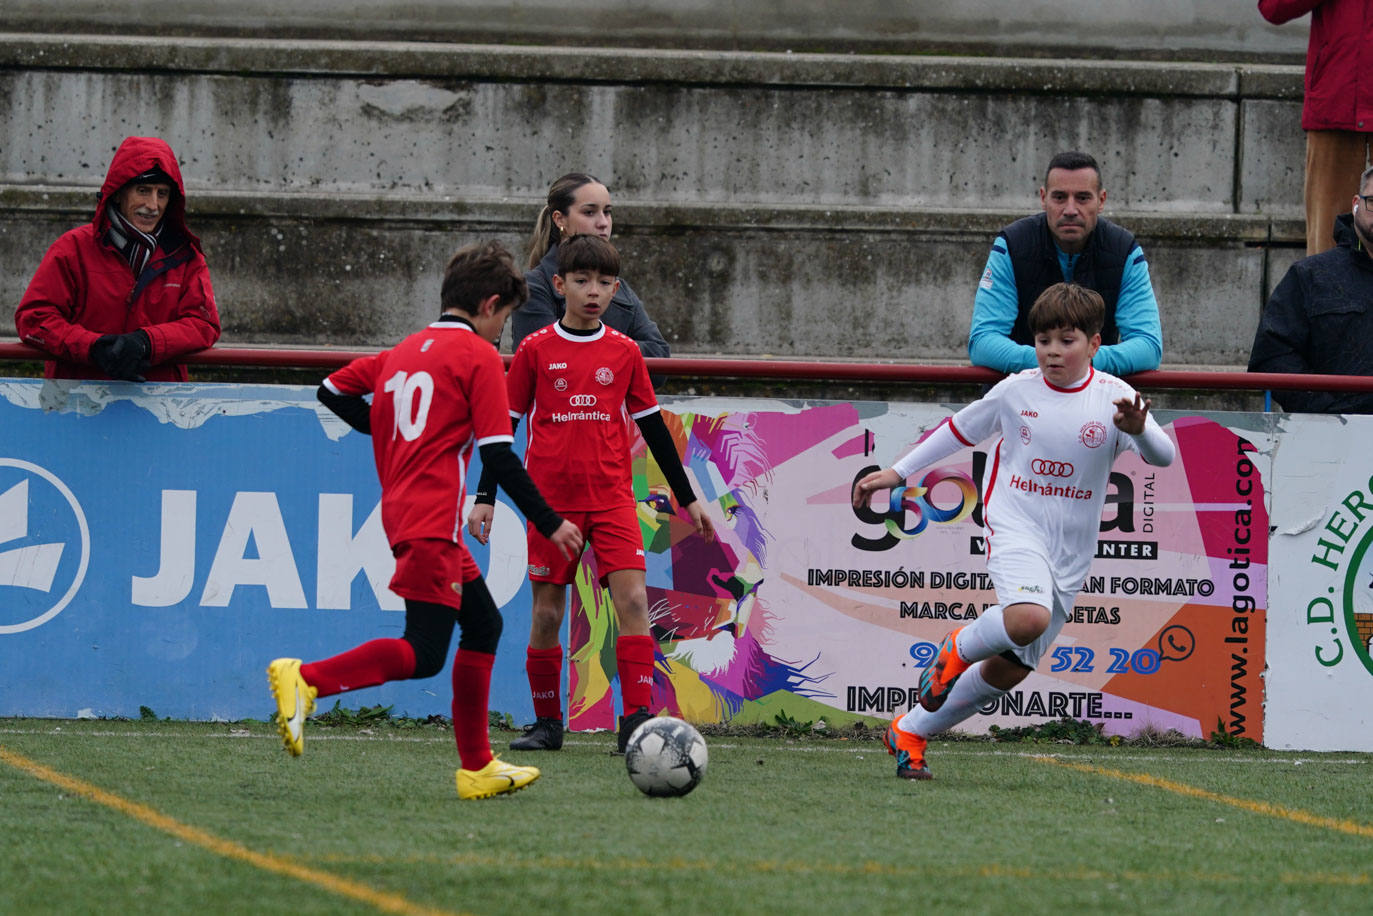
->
[623,716,708,797]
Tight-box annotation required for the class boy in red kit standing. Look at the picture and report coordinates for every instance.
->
[468,234,714,754]
[267,240,583,800]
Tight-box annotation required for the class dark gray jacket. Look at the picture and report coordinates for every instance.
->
[1249,213,1373,414]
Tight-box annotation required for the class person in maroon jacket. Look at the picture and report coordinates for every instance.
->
[15,136,220,381]
[1260,0,1373,255]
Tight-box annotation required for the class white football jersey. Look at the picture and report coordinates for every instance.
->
[947,367,1162,590]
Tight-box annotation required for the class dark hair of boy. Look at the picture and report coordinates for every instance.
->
[555,233,621,278]
[1027,282,1105,337]
[441,240,529,315]
[1044,150,1102,188]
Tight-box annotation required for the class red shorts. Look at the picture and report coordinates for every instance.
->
[527,505,645,586]
[388,538,480,610]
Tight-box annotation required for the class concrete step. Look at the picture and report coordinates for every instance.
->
[0,33,1310,368]
[0,0,1308,61]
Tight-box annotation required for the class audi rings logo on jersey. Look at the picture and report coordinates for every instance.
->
[1030,459,1075,477]
[0,459,91,635]
[568,394,598,407]
[884,467,979,539]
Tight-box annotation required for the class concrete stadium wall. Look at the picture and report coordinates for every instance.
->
[0,1,1309,60]
[0,35,1308,367]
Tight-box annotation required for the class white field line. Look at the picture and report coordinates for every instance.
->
[0,727,1367,765]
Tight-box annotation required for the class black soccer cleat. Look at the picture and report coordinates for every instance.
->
[615,706,653,755]
[509,717,564,751]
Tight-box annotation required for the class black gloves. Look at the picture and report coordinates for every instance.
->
[90,330,151,382]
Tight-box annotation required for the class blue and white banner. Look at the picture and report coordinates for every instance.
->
[0,379,534,721]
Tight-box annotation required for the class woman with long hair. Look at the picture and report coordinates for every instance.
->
[510,172,669,357]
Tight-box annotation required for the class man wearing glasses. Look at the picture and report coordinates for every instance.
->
[1249,166,1373,414]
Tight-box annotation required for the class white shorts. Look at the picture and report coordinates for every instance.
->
[985,546,1077,670]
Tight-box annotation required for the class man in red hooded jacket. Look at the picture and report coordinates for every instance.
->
[15,136,220,381]
[1260,0,1373,255]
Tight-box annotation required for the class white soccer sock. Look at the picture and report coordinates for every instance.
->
[952,604,1017,662]
[897,661,1004,737]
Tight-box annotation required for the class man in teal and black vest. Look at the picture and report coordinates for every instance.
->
[968,151,1162,377]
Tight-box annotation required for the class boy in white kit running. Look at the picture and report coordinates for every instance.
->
[852,282,1175,779]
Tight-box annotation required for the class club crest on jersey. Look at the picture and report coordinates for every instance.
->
[595,367,614,385]
[1019,425,1032,445]
[554,378,568,392]
[1079,421,1107,448]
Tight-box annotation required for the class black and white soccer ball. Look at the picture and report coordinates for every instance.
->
[623,716,708,797]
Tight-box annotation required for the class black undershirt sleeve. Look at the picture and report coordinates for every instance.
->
[317,384,371,434]
[635,410,697,508]
[473,415,518,506]
[477,440,565,538]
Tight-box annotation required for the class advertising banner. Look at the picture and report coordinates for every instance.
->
[566,399,1271,744]
[1264,413,1373,752]
[0,379,538,721]
[0,380,1278,746]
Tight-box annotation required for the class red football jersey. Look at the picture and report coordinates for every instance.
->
[324,320,514,544]
[507,323,658,511]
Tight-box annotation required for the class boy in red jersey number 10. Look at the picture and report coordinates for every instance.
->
[268,240,583,800]
[468,235,714,754]
[852,282,1175,780]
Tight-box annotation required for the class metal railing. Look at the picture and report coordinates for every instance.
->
[3,341,1373,393]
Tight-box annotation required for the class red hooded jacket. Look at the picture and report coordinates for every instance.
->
[15,136,220,380]
[1260,0,1373,132]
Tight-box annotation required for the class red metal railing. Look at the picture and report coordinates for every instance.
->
[2,341,1373,392]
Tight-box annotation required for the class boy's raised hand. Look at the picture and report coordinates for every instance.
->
[1113,393,1151,435]
[852,467,901,509]
[685,501,715,543]
[466,503,494,545]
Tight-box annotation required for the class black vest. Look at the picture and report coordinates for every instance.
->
[999,212,1136,346]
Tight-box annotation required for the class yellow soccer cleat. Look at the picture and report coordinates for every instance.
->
[455,757,541,800]
[267,657,317,757]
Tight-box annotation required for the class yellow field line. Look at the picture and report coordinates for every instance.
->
[0,745,465,916]
[303,850,1368,887]
[1034,755,1373,839]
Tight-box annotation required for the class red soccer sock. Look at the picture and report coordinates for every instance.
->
[616,635,656,711]
[452,649,495,771]
[526,645,564,720]
[301,638,416,698]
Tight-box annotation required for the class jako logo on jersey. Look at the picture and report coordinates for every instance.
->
[1020,410,1038,418]
[595,367,614,385]
[1080,421,1107,448]
[1031,459,1074,477]
[568,394,598,407]
[547,362,567,370]
[0,459,91,635]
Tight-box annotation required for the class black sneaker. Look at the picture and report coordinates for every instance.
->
[509,717,564,751]
[615,706,653,755]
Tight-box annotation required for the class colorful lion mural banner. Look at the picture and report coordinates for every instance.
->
[566,398,1270,743]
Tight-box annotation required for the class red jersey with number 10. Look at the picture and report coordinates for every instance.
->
[507,322,659,511]
[324,320,514,545]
